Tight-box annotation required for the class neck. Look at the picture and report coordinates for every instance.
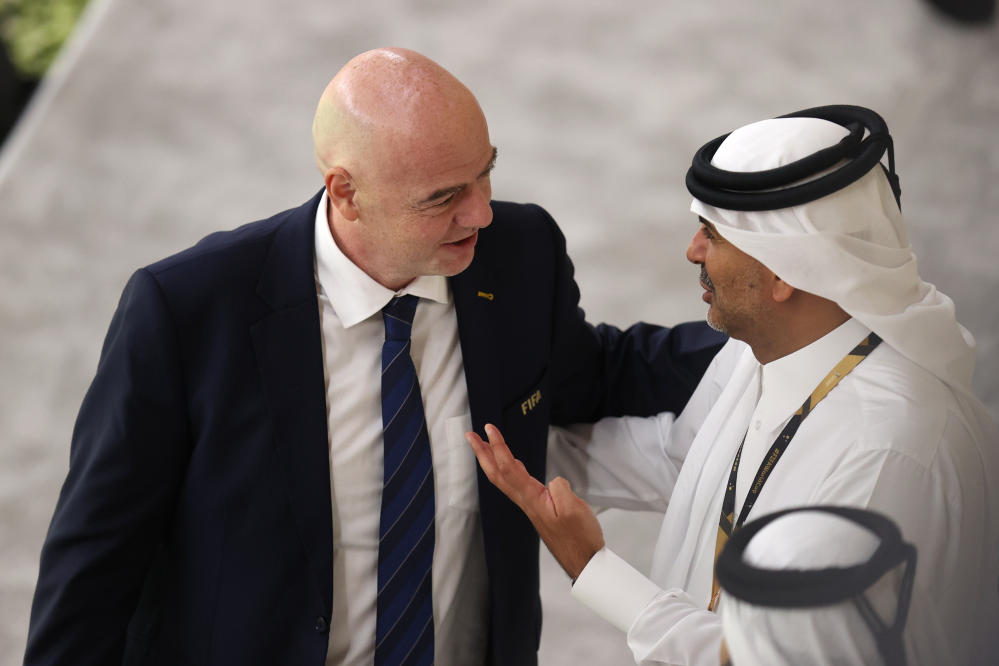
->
[748,300,851,365]
[326,200,411,291]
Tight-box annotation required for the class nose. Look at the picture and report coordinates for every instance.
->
[456,180,493,230]
[686,227,707,264]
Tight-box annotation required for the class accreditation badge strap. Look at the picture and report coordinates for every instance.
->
[709,332,882,612]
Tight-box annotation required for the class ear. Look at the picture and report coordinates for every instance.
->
[325,168,360,222]
[771,274,795,303]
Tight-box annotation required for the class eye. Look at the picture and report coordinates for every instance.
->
[701,224,715,240]
[423,186,465,210]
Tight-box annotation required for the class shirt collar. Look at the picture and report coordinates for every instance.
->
[755,318,872,433]
[314,190,450,328]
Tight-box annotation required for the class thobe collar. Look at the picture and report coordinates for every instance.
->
[755,318,872,433]
[313,190,450,328]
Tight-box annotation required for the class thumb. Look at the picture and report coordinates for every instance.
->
[548,477,578,514]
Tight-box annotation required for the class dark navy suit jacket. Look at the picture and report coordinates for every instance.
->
[25,191,724,665]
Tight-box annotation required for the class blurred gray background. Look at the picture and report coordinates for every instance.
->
[1,0,997,663]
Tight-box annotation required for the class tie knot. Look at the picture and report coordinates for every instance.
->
[382,294,418,341]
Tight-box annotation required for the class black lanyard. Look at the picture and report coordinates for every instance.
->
[720,332,882,535]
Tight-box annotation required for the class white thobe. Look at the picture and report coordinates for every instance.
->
[551,318,999,665]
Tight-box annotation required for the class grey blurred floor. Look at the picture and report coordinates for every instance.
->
[1,1,997,664]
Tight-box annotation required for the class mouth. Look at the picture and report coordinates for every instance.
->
[445,232,478,249]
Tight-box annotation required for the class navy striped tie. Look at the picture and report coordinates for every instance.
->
[376,295,435,666]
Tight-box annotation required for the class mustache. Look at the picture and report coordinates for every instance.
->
[700,265,714,291]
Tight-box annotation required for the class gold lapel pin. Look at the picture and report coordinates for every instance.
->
[477,291,495,301]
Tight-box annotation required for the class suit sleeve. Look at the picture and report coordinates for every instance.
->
[539,207,727,425]
[25,269,192,666]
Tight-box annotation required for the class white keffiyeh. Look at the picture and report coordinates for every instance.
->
[690,117,992,443]
[691,117,974,393]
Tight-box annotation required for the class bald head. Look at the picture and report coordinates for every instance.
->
[312,48,485,185]
[309,48,495,290]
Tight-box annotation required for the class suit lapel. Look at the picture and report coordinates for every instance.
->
[451,256,501,438]
[452,251,515,584]
[250,191,334,611]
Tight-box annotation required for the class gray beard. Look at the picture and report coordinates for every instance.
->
[705,310,726,333]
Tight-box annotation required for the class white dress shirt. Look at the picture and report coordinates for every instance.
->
[313,192,488,666]
[550,318,999,665]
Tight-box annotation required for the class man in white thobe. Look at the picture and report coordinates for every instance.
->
[466,106,999,665]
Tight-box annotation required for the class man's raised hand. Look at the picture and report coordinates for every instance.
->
[466,424,604,579]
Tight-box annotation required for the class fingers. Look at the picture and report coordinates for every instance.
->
[464,430,496,476]
[465,425,514,487]
[463,436,604,581]
[466,424,552,516]
[485,427,529,486]
[483,423,514,463]
[466,424,517,476]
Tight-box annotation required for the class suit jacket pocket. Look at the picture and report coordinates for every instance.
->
[500,367,551,476]
[502,366,550,424]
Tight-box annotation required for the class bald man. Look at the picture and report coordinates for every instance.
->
[24,48,723,666]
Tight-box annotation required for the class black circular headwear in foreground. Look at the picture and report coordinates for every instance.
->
[685,104,902,212]
[716,505,917,666]
[716,505,915,609]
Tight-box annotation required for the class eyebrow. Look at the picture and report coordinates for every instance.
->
[698,216,720,235]
[416,146,498,207]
